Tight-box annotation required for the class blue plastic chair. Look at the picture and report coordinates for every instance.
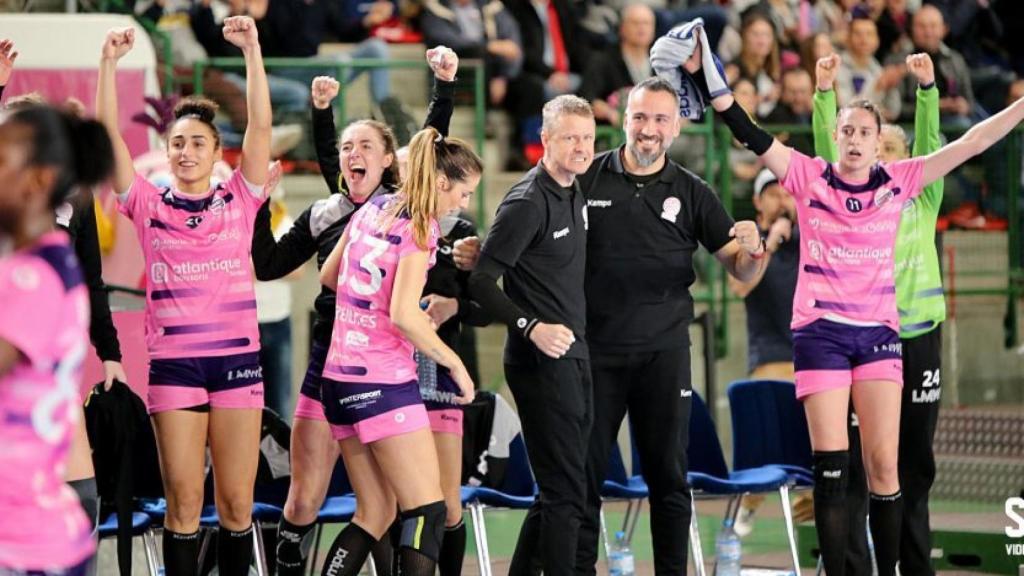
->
[687,391,801,576]
[727,379,814,486]
[462,434,536,576]
[98,512,161,575]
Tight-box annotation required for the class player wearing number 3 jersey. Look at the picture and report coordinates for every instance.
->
[316,126,481,575]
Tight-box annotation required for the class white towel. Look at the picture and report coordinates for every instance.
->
[650,18,731,120]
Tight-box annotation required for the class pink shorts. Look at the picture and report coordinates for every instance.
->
[321,379,430,443]
[294,394,326,422]
[147,353,265,413]
[427,409,463,436]
[793,319,903,400]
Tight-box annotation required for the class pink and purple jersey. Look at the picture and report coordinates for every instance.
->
[323,194,439,385]
[119,170,265,359]
[0,232,95,570]
[783,150,924,332]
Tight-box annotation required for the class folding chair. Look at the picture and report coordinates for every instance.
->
[98,511,161,576]
[599,440,649,556]
[462,434,536,576]
[687,391,800,576]
[727,379,814,486]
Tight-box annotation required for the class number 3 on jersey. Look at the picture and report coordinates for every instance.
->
[341,228,391,297]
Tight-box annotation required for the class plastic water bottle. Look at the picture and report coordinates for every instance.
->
[608,531,635,576]
[716,519,742,576]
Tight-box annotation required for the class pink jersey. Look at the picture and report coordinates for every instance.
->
[0,232,95,569]
[119,170,265,359]
[783,151,924,332]
[324,194,439,385]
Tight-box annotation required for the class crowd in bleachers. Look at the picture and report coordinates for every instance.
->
[115,0,1024,229]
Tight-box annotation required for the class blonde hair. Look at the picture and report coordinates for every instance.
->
[392,127,482,249]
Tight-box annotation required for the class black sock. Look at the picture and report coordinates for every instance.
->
[869,491,904,576]
[813,451,850,576]
[163,528,202,576]
[321,523,376,576]
[397,547,437,576]
[277,518,316,576]
[217,524,254,576]
[438,521,466,576]
[370,531,395,576]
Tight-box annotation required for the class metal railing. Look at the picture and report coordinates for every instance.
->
[192,56,489,224]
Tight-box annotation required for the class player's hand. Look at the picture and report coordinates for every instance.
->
[730,220,764,256]
[452,236,481,271]
[223,16,259,50]
[815,53,840,91]
[421,294,458,328]
[102,28,135,61]
[102,361,128,391]
[905,53,935,87]
[529,323,575,359]
[312,76,340,109]
[426,46,458,82]
[449,363,475,405]
[0,39,18,87]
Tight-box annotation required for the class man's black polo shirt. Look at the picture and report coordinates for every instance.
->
[478,163,589,364]
[578,147,735,354]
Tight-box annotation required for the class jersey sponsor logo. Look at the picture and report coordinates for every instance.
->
[821,468,842,479]
[439,245,453,255]
[587,199,612,208]
[151,237,194,251]
[680,389,692,398]
[344,330,370,348]
[845,197,863,213]
[516,318,527,329]
[1006,497,1024,539]
[394,412,406,423]
[325,548,349,575]
[227,367,263,381]
[208,229,242,243]
[828,245,892,264]
[553,227,570,240]
[661,197,681,223]
[151,262,169,284]
[185,215,204,229]
[807,240,824,261]
[338,389,382,406]
[423,388,461,405]
[209,196,226,215]
[807,217,897,234]
[55,202,74,227]
[338,307,378,329]
[873,186,896,207]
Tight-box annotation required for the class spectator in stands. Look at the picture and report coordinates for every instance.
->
[419,0,523,106]
[191,0,309,116]
[799,32,835,83]
[923,0,1003,68]
[836,14,901,121]
[885,4,977,127]
[729,77,764,193]
[579,3,655,127]
[729,168,798,381]
[875,0,913,62]
[761,67,814,155]
[726,9,781,117]
[503,0,588,168]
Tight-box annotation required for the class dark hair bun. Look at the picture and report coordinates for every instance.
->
[174,96,219,123]
[65,115,115,187]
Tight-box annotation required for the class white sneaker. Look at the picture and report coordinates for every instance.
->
[270,123,303,158]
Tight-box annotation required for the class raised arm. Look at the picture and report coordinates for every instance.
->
[311,76,343,195]
[96,28,138,194]
[812,53,840,162]
[424,46,458,137]
[920,90,1024,185]
[677,35,792,180]
[223,16,271,185]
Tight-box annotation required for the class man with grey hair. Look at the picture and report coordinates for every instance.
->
[575,75,767,575]
[468,94,596,576]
